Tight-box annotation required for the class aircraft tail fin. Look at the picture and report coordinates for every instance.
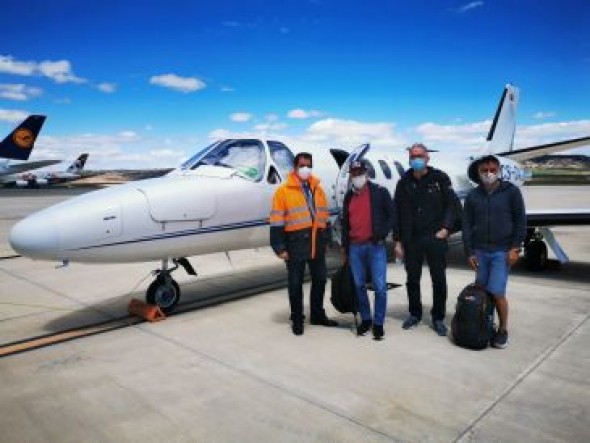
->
[66,153,89,173]
[0,115,46,161]
[485,84,519,153]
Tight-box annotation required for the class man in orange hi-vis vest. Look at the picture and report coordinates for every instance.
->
[270,152,338,336]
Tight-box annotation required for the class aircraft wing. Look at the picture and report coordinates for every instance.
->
[526,208,590,227]
[1,159,62,175]
[496,136,590,162]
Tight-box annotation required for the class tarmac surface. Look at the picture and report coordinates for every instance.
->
[0,185,588,442]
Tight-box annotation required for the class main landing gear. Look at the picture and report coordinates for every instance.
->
[146,258,197,313]
[523,228,548,271]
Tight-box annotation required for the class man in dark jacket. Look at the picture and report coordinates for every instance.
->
[394,143,457,337]
[463,155,526,348]
[341,159,396,340]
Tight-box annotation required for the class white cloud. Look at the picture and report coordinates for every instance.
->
[37,60,86,84]
[230,112,253,122]
[287,109,323,119]
[533,111,556,119]
[254,122,287,132]
[220,86,235,92]
[0,56,36,75]
[416,120,491,147]
[0,108,29,123]
[0,56,86,84]
[96,82,117,93]
[458,1,484,13]
[0,84,43,101]
[149,74,206,93]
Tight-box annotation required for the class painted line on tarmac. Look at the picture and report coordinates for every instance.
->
[454,313,589,442]
[0,275,292,359]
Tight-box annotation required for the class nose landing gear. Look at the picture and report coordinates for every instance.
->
[146,258,196,313]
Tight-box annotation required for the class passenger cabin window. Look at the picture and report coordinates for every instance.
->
[378,160,392,179]
[393,160,405,177]
[191,139,266,181]
[364,159,376,179]
[268,140,295,181]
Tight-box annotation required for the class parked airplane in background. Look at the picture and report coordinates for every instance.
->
[15,153,89,187]
[10,85,590,312]
[0,115,61,185]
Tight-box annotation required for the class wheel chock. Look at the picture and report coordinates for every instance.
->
[128,299,166,322]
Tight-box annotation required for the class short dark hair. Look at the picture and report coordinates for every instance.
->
[478,155,500,167]
[294,152,313,167]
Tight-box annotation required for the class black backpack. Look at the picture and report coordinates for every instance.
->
[330,262,358,315]
[451,284,495,350]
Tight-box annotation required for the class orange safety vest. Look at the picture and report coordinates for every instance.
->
[270,171,330,258]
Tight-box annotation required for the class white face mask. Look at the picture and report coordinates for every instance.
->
[479,172,499,185]
[297,166,312,180]
[352,175,367,189]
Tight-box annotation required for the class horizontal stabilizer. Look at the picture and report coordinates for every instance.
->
[496,136,590,162]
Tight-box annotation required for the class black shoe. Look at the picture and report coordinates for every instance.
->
[372,324,384,340]
[292,322,304,336]
[310,317,339,327]
[432,320,448,337]
[402,315,420,330]
[357,320,372,336]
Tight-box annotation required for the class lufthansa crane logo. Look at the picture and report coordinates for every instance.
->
[13,128,35,149]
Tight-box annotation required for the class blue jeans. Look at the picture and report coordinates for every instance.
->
[474,249,509,296]
[348,243,388,325]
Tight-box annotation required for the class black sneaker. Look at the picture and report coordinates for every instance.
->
[357,320,372,336]
[292,322,304,336]
[492,330,509,349]
[402,315,420,330]
[372,324,384,340]
[310,317,339,327]
[432,320,448,337]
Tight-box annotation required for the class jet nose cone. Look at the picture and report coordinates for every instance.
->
[9,215,59,259]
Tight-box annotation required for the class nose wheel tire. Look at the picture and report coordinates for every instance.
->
[146,275,181,314]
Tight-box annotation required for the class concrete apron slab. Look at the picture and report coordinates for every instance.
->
[0,262,588,443]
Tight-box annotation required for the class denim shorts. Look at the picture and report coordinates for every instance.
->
[474,249,509,297]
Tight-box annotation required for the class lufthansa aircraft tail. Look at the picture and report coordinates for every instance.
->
[0,115,47,161]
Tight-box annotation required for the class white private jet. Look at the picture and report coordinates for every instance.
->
[9,85,590,312]
[0,115,61,185]
[15,153,89,187]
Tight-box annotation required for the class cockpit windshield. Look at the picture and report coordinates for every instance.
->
[180,139,266,181]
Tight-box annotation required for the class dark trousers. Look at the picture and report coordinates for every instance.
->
[286,256,327,323]
[404,237,448,321]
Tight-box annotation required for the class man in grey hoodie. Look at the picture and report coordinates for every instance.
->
[462,155,526,349]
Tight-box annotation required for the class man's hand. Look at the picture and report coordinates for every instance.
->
[468,255,478,270]
[394,242,404,261]
[277,250,289,261]
[435,228,449,240]
[508,248,520,267]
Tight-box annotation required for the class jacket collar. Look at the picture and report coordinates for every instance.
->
[286,171,320,189]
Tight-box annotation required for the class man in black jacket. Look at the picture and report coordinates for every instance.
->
[341,159,396,340]
[463,155,526,348]
[394,143,457,337]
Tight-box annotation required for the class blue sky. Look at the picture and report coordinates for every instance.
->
[1,0,589,169]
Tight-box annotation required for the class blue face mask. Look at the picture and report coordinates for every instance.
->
[410,158,426,171]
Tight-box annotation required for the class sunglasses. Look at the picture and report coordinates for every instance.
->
[479,168,498,173]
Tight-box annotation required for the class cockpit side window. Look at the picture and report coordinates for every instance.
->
[268,140,295,180]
